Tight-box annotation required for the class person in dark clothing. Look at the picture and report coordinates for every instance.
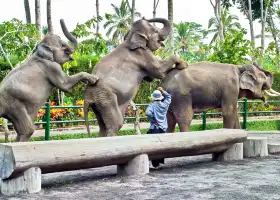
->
[145,87,172,168]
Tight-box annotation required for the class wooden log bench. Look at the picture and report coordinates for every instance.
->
[0,129,247,196]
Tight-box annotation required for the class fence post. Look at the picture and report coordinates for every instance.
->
[45,102,51,140]
[202,112,207,130]
[243,98,248,130]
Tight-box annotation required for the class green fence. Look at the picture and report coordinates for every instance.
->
[5,99,280,140]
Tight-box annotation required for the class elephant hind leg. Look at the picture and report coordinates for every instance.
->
[91,104,106,137]
[10,107,34,142]
[167,110,176,133]
[222,102,238,129]
[96,93,123,137]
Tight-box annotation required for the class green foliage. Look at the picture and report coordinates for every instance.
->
[0,18,39,59]
[205,8,242,44]
[207,29,251,64]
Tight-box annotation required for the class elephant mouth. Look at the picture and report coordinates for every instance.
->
[158,40,165,47]
[64,51,73,61]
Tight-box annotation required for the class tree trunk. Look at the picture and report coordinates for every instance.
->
[168,0,174,54]
[260,0,265,54]
[130,101,141,135]
[268,12,280,66]
[131,0,135,26]
[35,0,41,38]
[209,0,224,41]
[2,118,12,143]
[24,0,31,24]
[153,0,160,25]
[247,0,255,48]
[96,0,100,34]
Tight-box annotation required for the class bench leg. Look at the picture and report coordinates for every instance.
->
[212,143,243,161]
[117,154,149,176]
[1,167,41,196]
[243,137,268,158]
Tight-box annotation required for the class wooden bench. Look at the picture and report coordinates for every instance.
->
[0,129,247,196]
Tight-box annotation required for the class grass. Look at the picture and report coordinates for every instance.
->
[1,119,280,143]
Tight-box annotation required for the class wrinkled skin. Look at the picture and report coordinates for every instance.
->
[160,61,277,132]
[84,17,187,137]
[0,16,98,142]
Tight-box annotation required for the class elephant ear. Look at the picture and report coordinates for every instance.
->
[37,43,54,61]
[129,31,148,50]
[240,70,257,92]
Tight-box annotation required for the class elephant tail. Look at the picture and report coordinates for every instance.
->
[84,101,91,138]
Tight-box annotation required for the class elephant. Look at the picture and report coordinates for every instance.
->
[159,61,280,132]
[84,17,188,137]
[0,1,99,142]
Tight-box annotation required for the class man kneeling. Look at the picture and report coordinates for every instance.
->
[145,87,171,168]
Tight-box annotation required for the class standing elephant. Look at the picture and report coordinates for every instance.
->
[160,61,280,132]
[84,17,187,137]
[0,1,98,142]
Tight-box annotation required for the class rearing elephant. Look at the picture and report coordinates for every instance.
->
[84,17,187,137]
[0,0,99,142]
[160,61,280,132]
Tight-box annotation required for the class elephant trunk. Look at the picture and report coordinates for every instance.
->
[60,19,78,51]
[84,101,91,138]
[46,0,53,34]
[147,18,171,39]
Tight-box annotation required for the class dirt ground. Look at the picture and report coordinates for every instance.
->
[3,132,280,200]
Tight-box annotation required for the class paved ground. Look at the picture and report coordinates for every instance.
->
[5,154,280,200]
[1,132,280,200]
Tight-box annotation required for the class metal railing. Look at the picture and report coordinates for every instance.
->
[5,99,280,140]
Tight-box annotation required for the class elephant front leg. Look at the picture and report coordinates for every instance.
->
[222,103,239,129]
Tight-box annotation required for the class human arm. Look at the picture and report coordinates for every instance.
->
[158,87,171,108]
[145,104,154,121]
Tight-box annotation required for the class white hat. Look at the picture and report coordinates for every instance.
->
[151,90,164,101]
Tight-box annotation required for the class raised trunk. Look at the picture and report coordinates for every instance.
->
[35,0,41,38]
[168,0,174,54]
[147,18,171,40]
[247,0,255,48]
[60,19,78,50]
[24,0,31,24]
[46,0,53,33]
[96,0,100,34]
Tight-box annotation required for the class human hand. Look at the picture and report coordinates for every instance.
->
[157,87,165,94]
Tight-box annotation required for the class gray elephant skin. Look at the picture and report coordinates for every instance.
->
[0,5,98,142]
[160,61,280,132]
[84,17,187,137]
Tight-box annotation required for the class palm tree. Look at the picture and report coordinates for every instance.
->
[174,22,205,53]
[35,0,41,38]
[103,0,141,44]
[205,8,242,44]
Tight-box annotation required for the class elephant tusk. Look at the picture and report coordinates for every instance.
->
[269,88,280,96]
[264,90,280,97]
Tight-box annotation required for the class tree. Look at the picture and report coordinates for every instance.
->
[103,0,141,44]
[153,0,160,19]
[126,0,136,26]
[174,22,206,53]
[205,8,241,44]
[208,29,251,64]
[35,0,41,38]
[209,0,224,42]
[24,0,31,24]
[168,0,174,54]
[96,0,100,34]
